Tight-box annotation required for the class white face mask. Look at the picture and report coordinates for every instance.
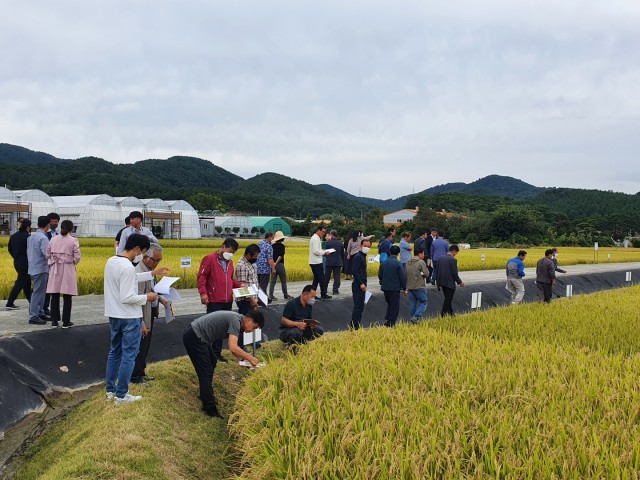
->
[307,297,316,305]
[134,254,144,263]
[222,251,234,261]
[361,247,371,254]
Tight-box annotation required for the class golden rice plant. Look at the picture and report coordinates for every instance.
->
[231,286,640,479]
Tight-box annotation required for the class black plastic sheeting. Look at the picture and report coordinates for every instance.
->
[1,267,639,436]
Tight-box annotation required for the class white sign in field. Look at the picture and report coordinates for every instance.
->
[180,257,192,268]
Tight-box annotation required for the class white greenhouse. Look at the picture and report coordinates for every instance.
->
[166,200,200,239]
[0,187,28,236]
[52,195,123,237]
[13,190,58,222]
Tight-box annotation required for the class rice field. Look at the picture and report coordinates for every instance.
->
[231,285,640,479]
[1,236,639,298]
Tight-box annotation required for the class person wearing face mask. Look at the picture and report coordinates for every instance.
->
[104,233,160,405]
[234,243,261,315]
[42,212,60,316]
[551,248,567,274]
[279,285,324,346]
[350,238,372,330]
[198,237,244,362]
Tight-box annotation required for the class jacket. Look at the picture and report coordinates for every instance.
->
[406,256,429,290]
[506,257,525,279]
[430,238,449,263]
[413,236,426,256]
[399,238,412,264]
[46,234,81,295]
[352,252,368,287]
[536,257,556,284]
[198,253,242,303]
[436,254,462,290]
[378,256,406,292]
[324,238,344,267]
[8,230,30,269]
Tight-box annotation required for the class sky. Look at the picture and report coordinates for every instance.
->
[1,1,639,199]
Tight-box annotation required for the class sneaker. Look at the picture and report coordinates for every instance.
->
[39,314,51,321]
[5,304,19,310]
[269,296,278,301]
[320,294,332,300]
[43,308,51,316]
[215,354,228,363]
[114,393,142,405]
[130,377,151,387]
[142,375,156,381]
[203,406,223,418]
[29,318,47,325]
[283,295,294,300]
[62,322,74,329]
[51,321,60,328]
[106,392,115,401]
[333,291,340,295]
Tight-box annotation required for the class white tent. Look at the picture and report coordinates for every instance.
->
[166,200,200,239]
[52,194,122,237]
[212,216,253,236]
[13,190,57,221]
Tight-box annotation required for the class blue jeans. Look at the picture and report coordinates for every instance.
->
[408,288,428,321]
[106,317,142,398]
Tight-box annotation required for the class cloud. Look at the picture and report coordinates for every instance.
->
[1,0,639,197]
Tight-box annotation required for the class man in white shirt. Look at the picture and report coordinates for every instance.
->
[308,225,331,299]
[104,233,169,404]
[115,211,158,255]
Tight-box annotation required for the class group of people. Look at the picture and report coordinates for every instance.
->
[6,213,81,328]
[5,210,572,417]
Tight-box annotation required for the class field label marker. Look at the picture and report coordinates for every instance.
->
[471,292,482,309]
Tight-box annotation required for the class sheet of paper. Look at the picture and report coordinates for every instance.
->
[164,301,175,323]
[161,287,181,302]
[257,288,269,306]
[243,328,263,344]
[364,291,372,304]
[154,276,180,295]
[324,248,336,254]
[238,360,266,369]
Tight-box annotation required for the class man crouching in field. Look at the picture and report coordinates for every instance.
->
[183,310,264,418]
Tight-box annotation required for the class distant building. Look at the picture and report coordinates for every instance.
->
[383,208,418,227]
[0,188,200,238]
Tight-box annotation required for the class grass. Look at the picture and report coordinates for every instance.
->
[13,341,289,480]
[11,286,640,479]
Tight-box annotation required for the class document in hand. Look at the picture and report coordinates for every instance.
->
[364,291,372,304]
[303,319,321,327]
[324,248,336,254]
[233,284,259,299]
[154,276,180,295]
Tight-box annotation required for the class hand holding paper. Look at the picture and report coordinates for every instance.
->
[154,276,180,295]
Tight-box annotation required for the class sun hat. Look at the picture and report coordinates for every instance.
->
[272,231,286,243]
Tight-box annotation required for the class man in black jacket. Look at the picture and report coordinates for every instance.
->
[378,245,407,327]
[6,218,32,310]
[324,230,345,295]
[351,238,371,330]
[437,245,465,317]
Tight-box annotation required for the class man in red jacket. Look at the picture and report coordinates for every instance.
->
[198,238,243,362]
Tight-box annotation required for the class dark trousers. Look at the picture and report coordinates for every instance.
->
[310,263,327,295]
[132,316,155,380]
[441,286,456,316]
[50,293,72,325]
[279,325,325,345]
[257,273,270,294]
[207,302,232,355]
[183,325,218,414]
[268,263,288,297]
[7,267,31,306]
[383,290,400,326]
[44,293,51,311]
[324,266,342,294]
[536,281,553,303]
[351,283,365,329]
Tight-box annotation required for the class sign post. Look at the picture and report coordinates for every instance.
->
[180,257,192,286]
[594,242,598,264]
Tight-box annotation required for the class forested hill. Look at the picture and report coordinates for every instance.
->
[0,145,372,217]
[422,175,543,199]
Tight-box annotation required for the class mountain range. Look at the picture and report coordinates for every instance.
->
[1,143,638,219]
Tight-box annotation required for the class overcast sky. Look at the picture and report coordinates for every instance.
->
[1,1,639,198]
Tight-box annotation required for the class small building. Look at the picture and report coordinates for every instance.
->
[140,198,180,239]
[383,209,418,227]
[248,216,292,236]
[0,187,29,235]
